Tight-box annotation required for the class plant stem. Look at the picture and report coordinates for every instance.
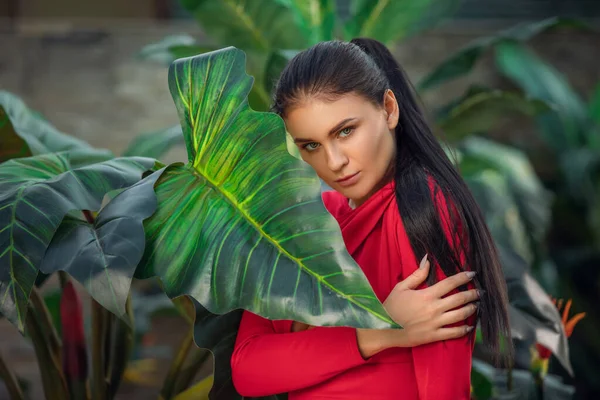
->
[29,287,62,361]
[172,347,212,395]
[26,305,69,400]
[91,299,108,400]
[159,329,194,400]
[58,271,69,289]
[0,349,25,400]
[107,295,134,399]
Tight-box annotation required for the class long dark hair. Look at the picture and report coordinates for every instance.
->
[272,38,511,360]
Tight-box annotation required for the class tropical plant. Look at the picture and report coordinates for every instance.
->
[420,16,600,397]
[134,1,585,398]
[0,46,401,400]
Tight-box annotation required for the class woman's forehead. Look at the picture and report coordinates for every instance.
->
[284,94,374,137]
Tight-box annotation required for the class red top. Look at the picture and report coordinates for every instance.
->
[231,180,475,399]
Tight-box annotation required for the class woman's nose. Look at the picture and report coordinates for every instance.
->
[325,146,348,172]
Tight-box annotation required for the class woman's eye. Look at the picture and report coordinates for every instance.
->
[303,142,320,152]
[339,127,354,137]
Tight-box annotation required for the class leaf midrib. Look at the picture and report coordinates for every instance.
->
[189,162,392,325]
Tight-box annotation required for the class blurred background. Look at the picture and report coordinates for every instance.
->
[1,1,599,399]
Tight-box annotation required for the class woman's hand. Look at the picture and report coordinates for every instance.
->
[383,254,480,328]
[355,255,480,358]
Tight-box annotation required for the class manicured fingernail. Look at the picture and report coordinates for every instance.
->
[466,326,474,332]
[477,289,486,297]
[419,254,428,269]
[466,271,476,279]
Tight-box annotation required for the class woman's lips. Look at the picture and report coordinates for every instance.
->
[335,172,360,187]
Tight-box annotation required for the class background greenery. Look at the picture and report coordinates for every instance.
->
[0,1,598,399]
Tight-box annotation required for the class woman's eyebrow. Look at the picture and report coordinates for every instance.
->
[293,117,357,143]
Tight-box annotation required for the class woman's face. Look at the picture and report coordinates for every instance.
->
[284,90,399,207]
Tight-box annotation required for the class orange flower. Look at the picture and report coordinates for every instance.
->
[535,298,586,360]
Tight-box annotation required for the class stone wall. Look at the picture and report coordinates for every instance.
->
[0,19,599,165]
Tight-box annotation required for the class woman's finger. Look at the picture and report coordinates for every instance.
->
[393,254,430,292]
[435,325,474,341]
[437,289,480,312]
[438,303,478,327]
[427,270,476,298]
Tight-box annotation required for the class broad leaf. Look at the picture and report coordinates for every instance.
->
[344,0,462,44]
[0,153,155,331]
[123,125,185,159]
[459,137,553,253]
[588,81,600,125]
[180,0,307,52]
[138,34,214,65]
[0,105,32,163]
[437,89,551,141]
[462,167,570,373]
[39,169,165,319]
[191,302,286,400]
[419,17,587,91]
[264,50,299,99]
[0,91,113,163]
[274,0,336,44]
[136,47,393,330]
[471,360,494,400]
[495,41,600,151]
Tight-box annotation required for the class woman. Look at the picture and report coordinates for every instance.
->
[231,38,511,399]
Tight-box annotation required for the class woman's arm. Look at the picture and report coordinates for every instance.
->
[231,267,478,397]
[231,311,368,397]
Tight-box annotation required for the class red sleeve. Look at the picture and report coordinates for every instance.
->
[231,311,367,397]
[408,179,475,399]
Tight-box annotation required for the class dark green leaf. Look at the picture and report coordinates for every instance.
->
[123,125,185,159]
[419,17,587,91]
[344,0,462,44]
[471,360,494,400]
[0,91,114,163]
[462,167,571,374]
[40,169,166,319]
[459,137,553,253]
[0,154,155,331]
[264,50,299,99]
[274,0,336,44]
[136,47,393,329]
[588,81,600,125]
[495,41,600,151]
[438,89,551,141]
[191,302,284,400]
[0,105,32,163]
[181,0,307,52]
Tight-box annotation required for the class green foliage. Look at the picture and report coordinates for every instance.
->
[135,48,393,330]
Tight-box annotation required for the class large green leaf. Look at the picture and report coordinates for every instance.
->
[495,41,600,151]
[122,125,185,159]
[263,50,299,102]
[39,169,165,319]
[419,17,587,91]
[0,91,114,164]
[190,302,286,400]
[462,169,571,374]
[437,88,551,141]
[0,105,32,164]
[344,0,462,45]
[180,0,307,52]
[274,0,336,44]
[460,137,553,259]
[136,47,393,331]
[0,153,155,331]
